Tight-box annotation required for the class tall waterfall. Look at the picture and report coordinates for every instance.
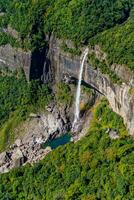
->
[73,48,89,127]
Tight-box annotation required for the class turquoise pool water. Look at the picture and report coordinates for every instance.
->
[43,134,71,149]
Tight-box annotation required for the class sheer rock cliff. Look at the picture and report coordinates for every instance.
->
[0,36,134,135]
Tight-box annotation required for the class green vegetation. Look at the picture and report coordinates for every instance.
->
[44,0,133,43]
[0,0,46,50]
[90,13,134,72]
[93,99,127,137]
[55,82,73,105]
[0,0,134,49]
[88,53,122,84]
[0,0,11,12]
[0,1,134,199]
[0,99,133,200]
[0,32,19,47]
[61,43,81,56]
[0,69,52,151]
[1,0,134,73]
[0,111,22,151]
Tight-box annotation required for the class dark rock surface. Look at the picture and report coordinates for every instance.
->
[46,36,134,135]
[0,35,134,135]
[0,44,31,80]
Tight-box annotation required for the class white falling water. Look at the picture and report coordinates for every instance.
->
[73,48,89,128]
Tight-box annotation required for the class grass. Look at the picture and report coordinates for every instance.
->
[0,110,24,152]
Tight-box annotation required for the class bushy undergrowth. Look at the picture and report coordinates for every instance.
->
[0,0,134,50]
[0,69,52,151]
[0,32,20,48]
[88,53,122,84]
[90,13,134,72]
[0,0,134,74]
[61,43,81,56]
[55,82,73,105]
[0,99,133,200]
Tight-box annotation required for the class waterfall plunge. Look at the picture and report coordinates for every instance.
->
[73,48,89,128]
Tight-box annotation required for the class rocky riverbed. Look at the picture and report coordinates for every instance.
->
[0,98,119,174]
[0,85,98,174]
[0,104,71,174]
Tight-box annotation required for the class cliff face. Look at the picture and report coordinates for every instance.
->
[47,36,134,135]
[0,44,49,81]
[0,36,134,135]
[0,44,31,80]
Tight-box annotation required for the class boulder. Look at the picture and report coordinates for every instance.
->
[0,152,7,166]
[0,152,11,166]
[109,130,119,140]
[14,139,22,147]
[12,148,26,167]
[0,164,10,174]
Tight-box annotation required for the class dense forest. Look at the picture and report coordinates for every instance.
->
[0,1,134,199]
[0,0,134,72]
[0,99,133,200]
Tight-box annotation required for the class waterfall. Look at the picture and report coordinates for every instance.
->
[73,48,89,128]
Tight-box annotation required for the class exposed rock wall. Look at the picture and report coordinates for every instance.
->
[0,44,31,80]
[0,104,71,173]
[84,66,134,135]
[47,36,134,135]
[0,36,134,135]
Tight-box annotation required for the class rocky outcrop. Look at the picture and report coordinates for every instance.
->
[0,35,134,135]
[0,44,31,80]
[46,36,134,135]
[0,143,52,173]
[84,66,134,135]
[0,104,71,173]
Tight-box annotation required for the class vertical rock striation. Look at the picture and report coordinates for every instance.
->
[47,36,134,135]
[0,35,134,135]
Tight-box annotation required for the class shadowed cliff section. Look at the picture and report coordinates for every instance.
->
[29,43,53,83]
[45,36,134,135]
[29,47,46,81]
[0,35,133,135]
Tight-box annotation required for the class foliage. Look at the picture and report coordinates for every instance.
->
[0,0,47,50]
[0,99,133,200]
[0,0,11,12]
[0,69,52,151]
[0,32,19,47]
[55,82,73,105]
[93,99,128,137]
[0,0,134,50]
[90,12,134,71]
[61,43,81,56]
[1,0,134,73]
[44,0,134,44]
[88,53,122,84]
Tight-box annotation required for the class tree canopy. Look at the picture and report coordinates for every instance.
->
[0,99,133,200]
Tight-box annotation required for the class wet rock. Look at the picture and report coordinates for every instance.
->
[48,35,134,135]
[0,104,70,174]
[0,163,10,174]
[0,152,8,166]
[29,113,40,118]
[45,103,55,112]
[0,152,11,166]
[109,130,119,140]
[0,44,31,80]
[14,139,22,147]
[12,148,26,167]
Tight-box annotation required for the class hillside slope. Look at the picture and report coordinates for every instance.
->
[0,99,133,200]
